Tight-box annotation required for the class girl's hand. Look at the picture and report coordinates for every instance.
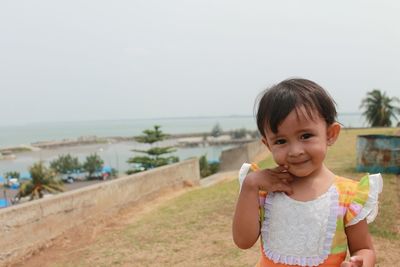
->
[341,256,364,267]
[233,165,294,249]
[245,165,293,194]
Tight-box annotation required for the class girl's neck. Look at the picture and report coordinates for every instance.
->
[288,164,335,202]
[292,164,334,182]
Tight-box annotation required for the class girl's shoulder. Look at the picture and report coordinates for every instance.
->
[334,174,383,226]
[334,176,358,194]
[334,174,382,196]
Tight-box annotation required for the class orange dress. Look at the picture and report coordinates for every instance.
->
[238,163,382,267]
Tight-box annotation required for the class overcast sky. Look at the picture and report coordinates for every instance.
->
[0,0,399,126]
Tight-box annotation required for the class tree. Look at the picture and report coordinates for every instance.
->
[231,128,247,139]
[360,89,400,127]
[127,125,179,173]
[50,154,81,174]
[14,161,64,201]
[4,171,19,179]
[211,123,223,137]
[134,125,168,144]
[83,154,104,178]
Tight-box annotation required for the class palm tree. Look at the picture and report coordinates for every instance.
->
[14,161,64,201]
[360,89,400,127]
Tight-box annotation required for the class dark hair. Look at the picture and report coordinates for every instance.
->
[255,78,337,137]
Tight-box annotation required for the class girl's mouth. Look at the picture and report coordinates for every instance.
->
[289,159,309,166]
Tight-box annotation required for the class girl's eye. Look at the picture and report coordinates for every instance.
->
[274,139,286,145]
[301,133,313,140]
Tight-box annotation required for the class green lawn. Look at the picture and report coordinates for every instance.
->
[52,128,399,267]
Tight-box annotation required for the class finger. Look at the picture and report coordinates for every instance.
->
[281,173,294,182]
[350,256,363,266]
[272,183,293,194]
[266,168,293,181]
[340,261,351,267]
[267,166,286,173]
[275,172,294,182]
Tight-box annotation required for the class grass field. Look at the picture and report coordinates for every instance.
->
[21,128,399,267]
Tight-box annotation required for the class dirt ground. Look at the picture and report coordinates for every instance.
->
[8,174,400,267]
[9,185,193,267]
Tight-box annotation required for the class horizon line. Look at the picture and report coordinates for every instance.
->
[0,112,363,127]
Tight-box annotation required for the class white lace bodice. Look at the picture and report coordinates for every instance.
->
[260,186,339,266]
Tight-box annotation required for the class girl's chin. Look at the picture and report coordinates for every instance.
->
[287,168,315,178]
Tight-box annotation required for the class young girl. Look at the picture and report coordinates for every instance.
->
[232,78,382,267]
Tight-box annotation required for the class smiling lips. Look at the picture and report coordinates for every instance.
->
[288,159,309,166]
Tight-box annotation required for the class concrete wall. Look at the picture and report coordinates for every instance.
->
[219,140,265,171]
[0,159,200,265]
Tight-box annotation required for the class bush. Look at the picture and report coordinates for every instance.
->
[250,130,260,139]
[199,155,219,178]
[4,171,20,179]
[231,128,247,139]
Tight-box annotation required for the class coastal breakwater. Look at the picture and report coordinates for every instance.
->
[1,130,257,151]
[0,158,200,266]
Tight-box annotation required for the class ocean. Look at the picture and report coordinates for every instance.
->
[0,114,364,147]
[0,114,364,174]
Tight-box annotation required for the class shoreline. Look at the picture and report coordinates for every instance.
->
[0,130,258,154]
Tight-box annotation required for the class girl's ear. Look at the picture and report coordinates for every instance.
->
[326,122,341,146]
[261,137,271,151]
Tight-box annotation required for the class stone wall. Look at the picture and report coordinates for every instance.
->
[219,140,265,171]
[0,158,200,265]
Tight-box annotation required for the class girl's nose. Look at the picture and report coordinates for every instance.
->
[288,143,304,157]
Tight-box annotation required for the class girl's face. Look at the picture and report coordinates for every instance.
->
[262,107,340,178]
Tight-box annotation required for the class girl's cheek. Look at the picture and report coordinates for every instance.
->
[272,151,285,165]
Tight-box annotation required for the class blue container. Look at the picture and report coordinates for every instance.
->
[0,198,9,208]
[356,134,400,174]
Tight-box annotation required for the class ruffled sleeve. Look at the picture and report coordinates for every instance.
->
[345,173,383,227]
[238,163,266,221]
[238,163,260,192]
